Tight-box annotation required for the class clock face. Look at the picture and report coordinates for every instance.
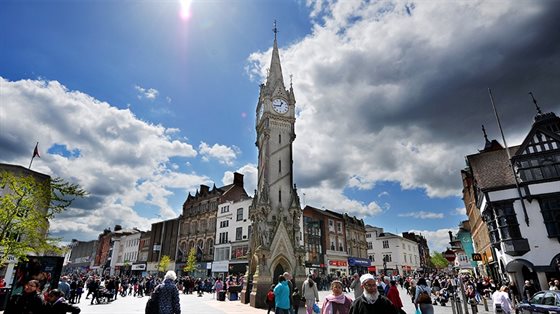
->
[272,98,288,114]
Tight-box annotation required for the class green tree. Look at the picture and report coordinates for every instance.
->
[158,255,171,272]
[431,252,450,269]
[183,247,197,274]
[0,170,87,265]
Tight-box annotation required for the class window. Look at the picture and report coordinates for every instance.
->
[383,254,392,262]
[517,155,560,181]
[404,254,407,263]
[382,240,389,249]
[220,220,229,228]
[369,255,375,262]
[338,239,344,251]
[279,189,282,203]
[279,160,281,173]
[237,208,244,221]
[484,201,522,243]
[236,227,243,241]
[366,233,371,238]
[539,194,560,237]
[219,232,228,244]
[337,222,342,233]
[330,241,335,250]
[279,134,281,144]
[367,242,373,249]
[206,238,213,255]
[221,205,230,213]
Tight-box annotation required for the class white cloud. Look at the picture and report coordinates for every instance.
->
[199,142,240,166]
[0,77,203,240]
[453,207,467,216]
[398,211,444,219]
[135,85,159,100]
[378,191,389,197]
[409,228,458,254]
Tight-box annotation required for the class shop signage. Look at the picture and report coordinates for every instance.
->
[131,264,146,271]
[367,266,376,272]
[305,262,325,268]
[471,253,483,261]
[328,260,348,267]
[348,257,370,267]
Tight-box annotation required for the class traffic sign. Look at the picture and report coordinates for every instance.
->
[443,249,456,262]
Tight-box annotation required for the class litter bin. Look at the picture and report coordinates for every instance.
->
[218,291,226,301]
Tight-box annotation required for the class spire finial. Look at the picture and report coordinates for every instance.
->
[529,92,543,115]
[273,20,278,41]
[290,74,293,88]
[482,124,489,142]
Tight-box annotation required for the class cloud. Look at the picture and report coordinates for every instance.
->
[0,77,204,240]
[409,228,457,254]
[398,211,445,219]
[247,0,560,215]
[453,207,467,216]
[378,191,389,198]
[199,142,240,166]
[135,85,159,100]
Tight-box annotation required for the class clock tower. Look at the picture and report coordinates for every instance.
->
[243,23,305,308]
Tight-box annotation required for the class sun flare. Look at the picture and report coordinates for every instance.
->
[179,0,193,20]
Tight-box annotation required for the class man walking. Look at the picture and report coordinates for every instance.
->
[350,273,363,299]
[349,274,397,314]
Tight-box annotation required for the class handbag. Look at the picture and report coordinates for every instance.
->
[301,296,306,302]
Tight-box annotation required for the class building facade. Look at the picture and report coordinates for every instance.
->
[464,107,560,289]
[367,226,420,276]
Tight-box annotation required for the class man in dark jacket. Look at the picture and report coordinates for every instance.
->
[349,274,398,314]
[44,289,81,314]
[4,280,44,314]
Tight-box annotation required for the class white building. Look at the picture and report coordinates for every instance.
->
[212,198,253,277]
[365,225,420,276]
[465,109,560,290]
[109,228,141,276]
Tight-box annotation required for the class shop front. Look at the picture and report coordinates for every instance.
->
[131,263,147,277]
[348,257,371,275]
[305,262,326,276]
[211,260,229,279]
[327,260,348,277]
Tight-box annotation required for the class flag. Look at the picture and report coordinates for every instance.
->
[32,143,40,158]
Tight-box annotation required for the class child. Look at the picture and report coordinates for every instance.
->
[266,284,275,314]
[292,287,302,314]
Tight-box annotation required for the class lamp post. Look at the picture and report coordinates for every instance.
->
[383,255,388,276]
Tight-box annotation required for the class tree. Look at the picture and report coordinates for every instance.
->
[0,170,87,265]
[431,252,450,269]
[158,255,171,272]
[183,247,197,274]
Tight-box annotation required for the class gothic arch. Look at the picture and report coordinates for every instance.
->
[271,254,291,283]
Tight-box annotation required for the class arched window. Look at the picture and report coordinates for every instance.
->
[279,189,282,203]
[206,238,214,255]
[279,134,281,144]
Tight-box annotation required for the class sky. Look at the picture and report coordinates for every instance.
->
[1,0,559,254]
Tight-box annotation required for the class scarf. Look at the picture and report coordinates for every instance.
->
[363,291,379,304]
[323,294,348,314]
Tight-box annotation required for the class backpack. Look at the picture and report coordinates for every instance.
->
[145,286,160,314]
[417,287,431,304]
[267,291,275,304]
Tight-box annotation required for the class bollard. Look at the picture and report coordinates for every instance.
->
[470,299,478,314]
[451,293,457,314]
[456,293,463,314]
[483,297,489,311]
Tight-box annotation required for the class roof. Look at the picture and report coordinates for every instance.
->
[466,146,519,189]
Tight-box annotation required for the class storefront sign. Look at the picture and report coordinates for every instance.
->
[348,257,370,267]
[328,260,348,267]
[131,264,146,271]
[367,266,376,272]
[305,262,325,268]
[212,260,229,272]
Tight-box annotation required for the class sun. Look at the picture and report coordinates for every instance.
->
[179,0,193,21]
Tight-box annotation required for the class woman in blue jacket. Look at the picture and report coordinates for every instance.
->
[274,275,291,314]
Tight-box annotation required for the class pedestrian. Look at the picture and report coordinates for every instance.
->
[492,286,514,314]
[4,280,44,314]
[292,287,302,314]
[414,278,433,314]
[349,274,397,314]
[349,274,363,299]
[59,276,71,299]
[302,275,320,314]
[320,280,352,314]
[522,280,537,302]
[274,275,291,314]
[214,278,224,299]
[266,284,276,314]
[387,280,404,313]
[44,289,81,314]
[155,270,181,314]
[284,272,295,314]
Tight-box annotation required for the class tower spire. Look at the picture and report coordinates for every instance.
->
[529,92,543,115]
[266,20,284,89]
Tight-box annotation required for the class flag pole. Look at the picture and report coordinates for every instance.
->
[29,142,39,169]
[487,88,529,226]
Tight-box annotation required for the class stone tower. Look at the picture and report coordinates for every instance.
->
[242,24,305,308]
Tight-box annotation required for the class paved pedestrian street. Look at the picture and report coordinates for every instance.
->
[29,286,498,314]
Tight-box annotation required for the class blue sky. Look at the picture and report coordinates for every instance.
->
[1,0,559,253]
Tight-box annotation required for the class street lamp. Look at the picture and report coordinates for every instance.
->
[383,255,387,275]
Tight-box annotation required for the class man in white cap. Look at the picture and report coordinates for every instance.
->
[349,274,397,314]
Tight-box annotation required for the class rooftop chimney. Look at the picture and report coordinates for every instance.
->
[233,172,244,187]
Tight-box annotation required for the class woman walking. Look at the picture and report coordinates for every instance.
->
[320,280,352,314]
[302,275,320,314]
[414,278,433,314]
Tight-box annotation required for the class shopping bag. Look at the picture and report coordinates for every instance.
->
[313,303,320,314]
[415,307,422,314]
